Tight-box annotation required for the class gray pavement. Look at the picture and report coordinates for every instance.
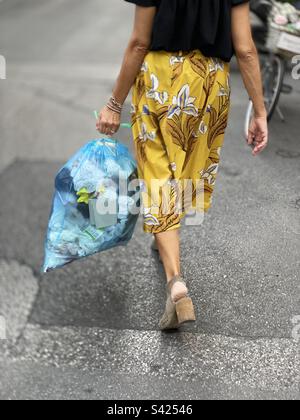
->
[0,0,300,400]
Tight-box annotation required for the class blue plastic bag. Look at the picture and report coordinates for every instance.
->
[43,138,140,273]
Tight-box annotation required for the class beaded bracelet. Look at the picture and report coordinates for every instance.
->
[110,96,123,110]
[106,103,121,114]
[106,96,123,114]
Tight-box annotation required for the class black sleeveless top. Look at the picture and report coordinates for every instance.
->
[124,0,250,62]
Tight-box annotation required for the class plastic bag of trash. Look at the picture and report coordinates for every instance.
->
[43,138,140,272]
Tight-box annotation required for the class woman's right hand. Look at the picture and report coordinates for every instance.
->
[96,106,121,136]
[247,116,268,156]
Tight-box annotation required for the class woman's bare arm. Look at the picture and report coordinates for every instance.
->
[232,3,268,156]
[97,6,156,136]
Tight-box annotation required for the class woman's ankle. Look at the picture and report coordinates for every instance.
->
[167,272,181,283]
[169,278,188,303]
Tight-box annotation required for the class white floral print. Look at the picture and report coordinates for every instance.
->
[131,104,136,114]
[198,120,208,135]
[218,86,229,97]
[146,74,169,105]
[139,122,156,143]
[209,58,225,73]
[141,62,149,72]
[170,56,185,66]
[167,84,199,119]
[200,163,219,186]
[131,49,231,234]
[143,208,160,226]
[170,162,177,172]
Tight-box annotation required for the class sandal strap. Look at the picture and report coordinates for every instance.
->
[167,276,186,293]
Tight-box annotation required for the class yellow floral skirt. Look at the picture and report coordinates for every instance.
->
[131,50,231,234]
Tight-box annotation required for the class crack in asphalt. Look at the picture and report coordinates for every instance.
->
[0,258,40,351]
[25,321,295,342]
[0,256,294,343]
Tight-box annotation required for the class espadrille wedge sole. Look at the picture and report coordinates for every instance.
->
[175,296,196,325]
[159,276,196,331]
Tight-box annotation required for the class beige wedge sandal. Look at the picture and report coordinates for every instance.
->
[159,276,196,331]
[159,293,179,331]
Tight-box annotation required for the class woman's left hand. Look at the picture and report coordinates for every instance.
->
[248,116,268,156]
[96,106,121,136]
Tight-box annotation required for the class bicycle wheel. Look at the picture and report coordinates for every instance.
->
[244,54,285,135]
[263,55,286,120]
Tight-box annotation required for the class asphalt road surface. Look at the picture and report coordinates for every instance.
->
[0,0,299,400]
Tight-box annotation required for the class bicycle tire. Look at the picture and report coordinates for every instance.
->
[244,54,286,136]
[266,55,286,121]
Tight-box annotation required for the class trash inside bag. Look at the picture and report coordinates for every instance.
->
[43,138,140,273]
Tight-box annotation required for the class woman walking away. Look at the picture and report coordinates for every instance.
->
[96,0,268,331]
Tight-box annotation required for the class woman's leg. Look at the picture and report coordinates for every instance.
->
[154,230,180,281]
[154,229,188,302]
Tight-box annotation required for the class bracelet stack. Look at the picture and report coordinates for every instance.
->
[106,96,123,114]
